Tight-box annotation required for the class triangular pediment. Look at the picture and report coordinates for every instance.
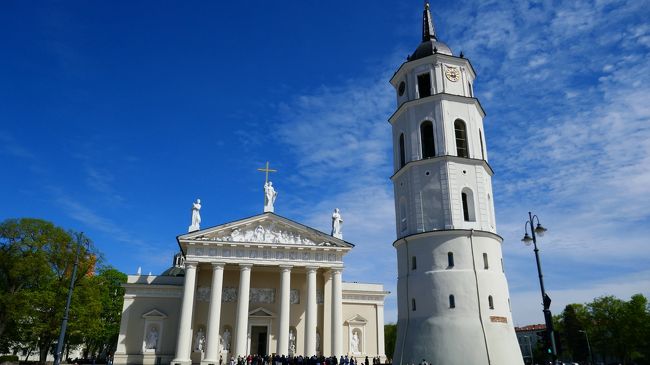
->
[345,314,367,324]
[178,212,353,248]
[249,307,275,317]
[142,309,167,319]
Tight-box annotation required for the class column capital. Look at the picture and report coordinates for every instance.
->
[185,261,198,269]
[239,263,253,270]
[211,262,226,269]
[279,265,293,272]
[305,266,319,273]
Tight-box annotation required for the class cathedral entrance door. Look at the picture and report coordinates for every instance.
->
[250,326,268,355]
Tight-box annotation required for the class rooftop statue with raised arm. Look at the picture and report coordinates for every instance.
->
[189,198,201,232]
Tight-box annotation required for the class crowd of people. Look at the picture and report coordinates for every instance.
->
[221,354,385,365]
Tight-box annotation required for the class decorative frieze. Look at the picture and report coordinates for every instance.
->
[223,287,238,302]
[198,287,280,303]
[186,246,343,264]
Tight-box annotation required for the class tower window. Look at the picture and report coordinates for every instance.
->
[420,121,435,159]
[468,82,473,97]
[399,133,406,168]
[411,256,417,270]
[501,258,504,272]
[488,295,494,310]
[449,295,456,308]
[461,188,476,222]
[398,81,406,96]
[483,253,489,269]
[479,129,485,160]
[462,193,470,221]
[417,73,432,98]
[412,298,416,311]
[447,252,454,267]
[454,120,469,158]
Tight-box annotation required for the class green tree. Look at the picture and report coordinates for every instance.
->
[384,323,396,362]
[78,267,126,358]
[0,218,98,363]
[561,304,590,362]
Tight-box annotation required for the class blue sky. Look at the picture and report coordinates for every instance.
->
[1,0,649,326]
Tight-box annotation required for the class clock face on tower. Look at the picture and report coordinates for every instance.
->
[445,67,460,82]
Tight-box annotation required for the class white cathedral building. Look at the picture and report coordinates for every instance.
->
[113,183,388,365]
[114,3,525,365]
[389,3,523,365]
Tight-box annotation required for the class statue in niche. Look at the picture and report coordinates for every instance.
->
[288,329,296,355]
[264,181,277,213]
[350,331,360,354]
[331,208,343,239]
[189,199,201,232]
[145,326,159,350]
[221,328,231,352]
[194,328,206,352]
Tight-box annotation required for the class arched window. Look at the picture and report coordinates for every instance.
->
[449,295,456,308]
[468,82,473,97]
[479,129,485,160]
[454,120,469,158]
[420,121,435,159]
[483,253,489,269]
[447,252,455,267]
[488,295,494,310]
[461,188,476,222]
[399,133,406,168]
[412,298,416,311]
[411,256,417,270]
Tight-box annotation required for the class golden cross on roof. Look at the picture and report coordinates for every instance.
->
[257,161,277,184]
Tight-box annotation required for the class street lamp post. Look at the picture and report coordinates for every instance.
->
[53,233,88,365]
[521,212,557,363]
[579,329,593,365]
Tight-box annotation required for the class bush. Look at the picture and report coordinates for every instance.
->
[0,355,19,362]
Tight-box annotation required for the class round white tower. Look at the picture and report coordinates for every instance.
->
[390,4,523,365]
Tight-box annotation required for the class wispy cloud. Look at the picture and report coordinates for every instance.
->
[273,0,650,324]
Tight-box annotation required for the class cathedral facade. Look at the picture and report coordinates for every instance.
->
[113,211,388,365]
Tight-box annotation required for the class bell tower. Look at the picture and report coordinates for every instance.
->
[390,3,523,364]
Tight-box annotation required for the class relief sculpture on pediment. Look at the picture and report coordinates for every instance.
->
[211,224,333,246]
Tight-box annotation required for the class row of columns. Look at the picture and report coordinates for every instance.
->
[171,262,343,365]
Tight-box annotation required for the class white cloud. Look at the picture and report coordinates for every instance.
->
[273,0,650,325]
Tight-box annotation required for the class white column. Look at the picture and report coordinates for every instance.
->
[304,267,318,356]
[173,262,198,365]
[277,265,292,355]
[114,297,134,355]
[203,263,225,364]
[376,304,386,358]
[322,271,333,356]
[331,268,343,357]
[234,264,252,357]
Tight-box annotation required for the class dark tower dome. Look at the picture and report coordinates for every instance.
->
[409,2,453,61]
[161,252,185,277]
